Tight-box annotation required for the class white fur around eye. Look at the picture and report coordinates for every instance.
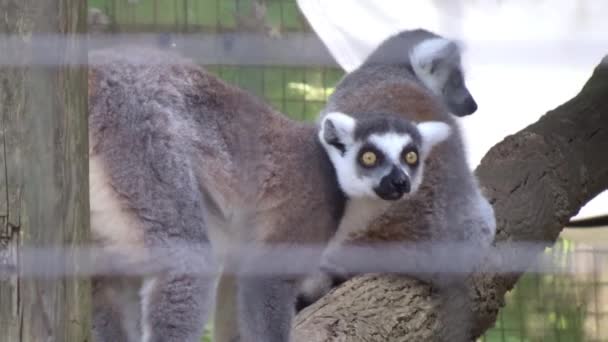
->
[368,133,413,163]
[330,142,379,199]
[318,113,379,199]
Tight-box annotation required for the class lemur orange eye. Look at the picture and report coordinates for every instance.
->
[360,151,377,166]
[404,151,418,165]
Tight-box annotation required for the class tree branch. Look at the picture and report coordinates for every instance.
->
[293,57,608,341]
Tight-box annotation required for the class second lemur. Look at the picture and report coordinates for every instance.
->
[365,28,478,116]
[296,28,493,313]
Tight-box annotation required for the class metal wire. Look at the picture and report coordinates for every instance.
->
[1,241,607,278]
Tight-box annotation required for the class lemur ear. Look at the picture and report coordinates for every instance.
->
[319,112,356,153]
[410,38,458,74]
[416,121,451,156]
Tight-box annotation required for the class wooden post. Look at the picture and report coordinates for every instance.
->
[0,0,90,341]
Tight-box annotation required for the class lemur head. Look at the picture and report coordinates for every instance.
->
[319,112,451,201]
[409,37,477,116]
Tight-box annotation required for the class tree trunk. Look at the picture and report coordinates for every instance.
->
[293,57,608,341]
[0,1,90,341]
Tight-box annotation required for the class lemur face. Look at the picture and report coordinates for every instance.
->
[355,132,419,200]
[440,65,477,117]
[410,38,478,117]
[319,112,451,201]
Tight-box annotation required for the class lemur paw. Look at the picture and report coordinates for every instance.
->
[319,257,349,278]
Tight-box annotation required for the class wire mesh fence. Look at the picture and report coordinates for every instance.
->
[73,1,608,341]
[480,239,608,342]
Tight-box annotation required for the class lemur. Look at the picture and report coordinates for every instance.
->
[365,28,478,117]
[293,31,496,342]
[89,47,450,342]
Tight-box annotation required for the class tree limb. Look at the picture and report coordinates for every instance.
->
[293,56,608,341]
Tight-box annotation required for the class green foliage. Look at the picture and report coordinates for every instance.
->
[201,323,212,342]
[207,65,343,122]
[480,238,592,342]
[89,0,307,31]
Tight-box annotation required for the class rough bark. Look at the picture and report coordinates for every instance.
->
[0,1,90,341]
[293,57,608,341]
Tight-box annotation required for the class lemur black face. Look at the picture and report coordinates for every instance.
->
[444,69,477,117]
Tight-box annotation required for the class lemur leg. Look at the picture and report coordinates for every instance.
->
[140,272,215,342]
[238,277,297,342]
[92,277,142,342]
[436,281,473,342]
[237,251,298,342]
[474,192,497,246]
[434,189,495,342]
[213,273,241,342]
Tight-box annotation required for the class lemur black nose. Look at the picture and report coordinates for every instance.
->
[465,97,478,114]
[375,167,410,201]
[453,95,478,117]
[391,175,410,193]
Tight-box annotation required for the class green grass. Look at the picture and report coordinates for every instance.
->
[479,238,591,342]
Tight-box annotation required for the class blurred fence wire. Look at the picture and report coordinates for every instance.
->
[3,237,608,341]
[1,241,607,279]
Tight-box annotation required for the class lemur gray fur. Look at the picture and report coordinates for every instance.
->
[88,47,449,342]
[365,28,478,117]
[294,29,496,330]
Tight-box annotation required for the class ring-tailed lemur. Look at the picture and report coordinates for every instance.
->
[365,28,478,117]
[213,112,450,342]
[295,29,496,326]
[89,47,449,342]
